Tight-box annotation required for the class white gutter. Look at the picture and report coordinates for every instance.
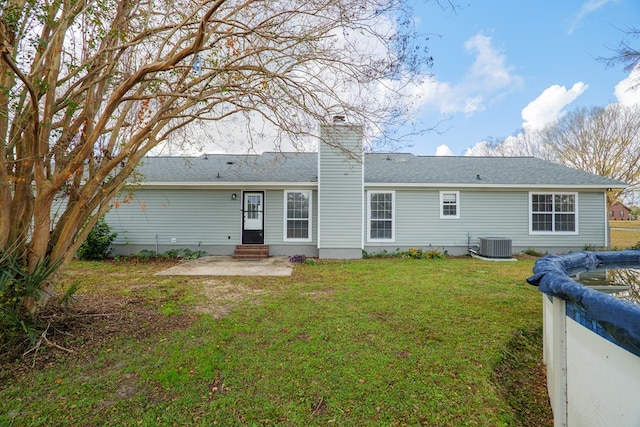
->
[129,181,624,190]
[364,183,625,190]
[130,181,318,189]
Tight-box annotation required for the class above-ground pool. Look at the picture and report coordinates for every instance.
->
[572,267,640,304]
[528,250,640,426]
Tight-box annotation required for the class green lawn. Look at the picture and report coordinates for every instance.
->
[0,257,551,426]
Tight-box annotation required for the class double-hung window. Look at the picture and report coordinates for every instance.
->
[530,192,577,233]
[440,191,460,219]
[284,190,312,241]
[368,191,394,241]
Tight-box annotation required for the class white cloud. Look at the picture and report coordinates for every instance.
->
[464,132,547,157]
[463,141,491,156]
[463,135,525,157]
[408,80,483,116]
[409,32,521,117]
[615,67,640,106]
[435,144,455,156]
[463,82,590,157]
[521,82,588,130]
[464,34,521,91]
[568,0,619,34]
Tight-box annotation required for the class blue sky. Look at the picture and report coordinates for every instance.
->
[406,0,640,155]
[170,0,639,157]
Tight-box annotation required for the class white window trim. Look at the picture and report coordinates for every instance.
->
[529,192,579,235]
[283,190,312,242]
[440,191,460,219]
[367,190,395,242]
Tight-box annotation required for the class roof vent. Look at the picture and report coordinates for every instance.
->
[332,115,346,123]
[476,174,481,180]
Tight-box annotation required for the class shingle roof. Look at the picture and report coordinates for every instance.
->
[137,152,318,183]
[136,152,627,188]
[364,154,627,187]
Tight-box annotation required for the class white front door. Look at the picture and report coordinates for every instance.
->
[242,192,264,244]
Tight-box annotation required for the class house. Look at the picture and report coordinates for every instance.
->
[609,201,633,220]
[104,120,627,259]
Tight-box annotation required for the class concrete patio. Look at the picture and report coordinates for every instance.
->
[154,256,293,276]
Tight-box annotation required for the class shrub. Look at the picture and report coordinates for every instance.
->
[363,248,445,259]
[522,248,542,257]
[397,248,445,259]
[77,218,118,260]
[163,249,181,259]
[113,248,206,263]
[288,255,316,265]
[0,247,62,350]
[114,250,156,263]
[177,249,206,259]
[162,248,206,260]
[362,249,392,258]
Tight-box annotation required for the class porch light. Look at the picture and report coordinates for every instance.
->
[231,193,237,200]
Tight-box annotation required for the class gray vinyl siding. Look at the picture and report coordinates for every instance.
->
[318,124,363,253]
[364,187,608,255]
[263,189,318,247]
[105,188,319,256]
[105,189,242,251]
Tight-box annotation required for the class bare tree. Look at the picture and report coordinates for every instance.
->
[539,104,640,204]
[1,0,445,312]
[465,130,554,159]
[603,26,640,88]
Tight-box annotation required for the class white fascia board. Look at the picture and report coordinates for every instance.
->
[130,181,622,190]
[132,181,318,189]
[363,182,623,190]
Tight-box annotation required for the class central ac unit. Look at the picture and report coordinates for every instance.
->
[478,237,512,259]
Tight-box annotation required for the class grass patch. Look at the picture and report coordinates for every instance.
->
[493,326,550,427]
[610,220,640,249]
[609,220,640,229]
[0,257,551,426]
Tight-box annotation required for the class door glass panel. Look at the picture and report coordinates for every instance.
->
[247,195,261,219]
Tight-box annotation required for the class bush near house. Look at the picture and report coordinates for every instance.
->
[76,218,117,261]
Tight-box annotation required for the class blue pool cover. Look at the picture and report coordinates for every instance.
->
[527,250,640,357]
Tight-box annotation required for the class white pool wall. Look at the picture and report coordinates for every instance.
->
[543,294,640,426]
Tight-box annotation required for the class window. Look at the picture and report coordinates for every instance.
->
[284,191,312,241]
[440,191,460,219]
[530,193,577,234]
[368,191,394,241]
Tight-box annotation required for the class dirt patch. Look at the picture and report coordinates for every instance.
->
[305,288,336,300]
[1,275,271,375]
[0,293,195,376]
[196,279,267,318]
